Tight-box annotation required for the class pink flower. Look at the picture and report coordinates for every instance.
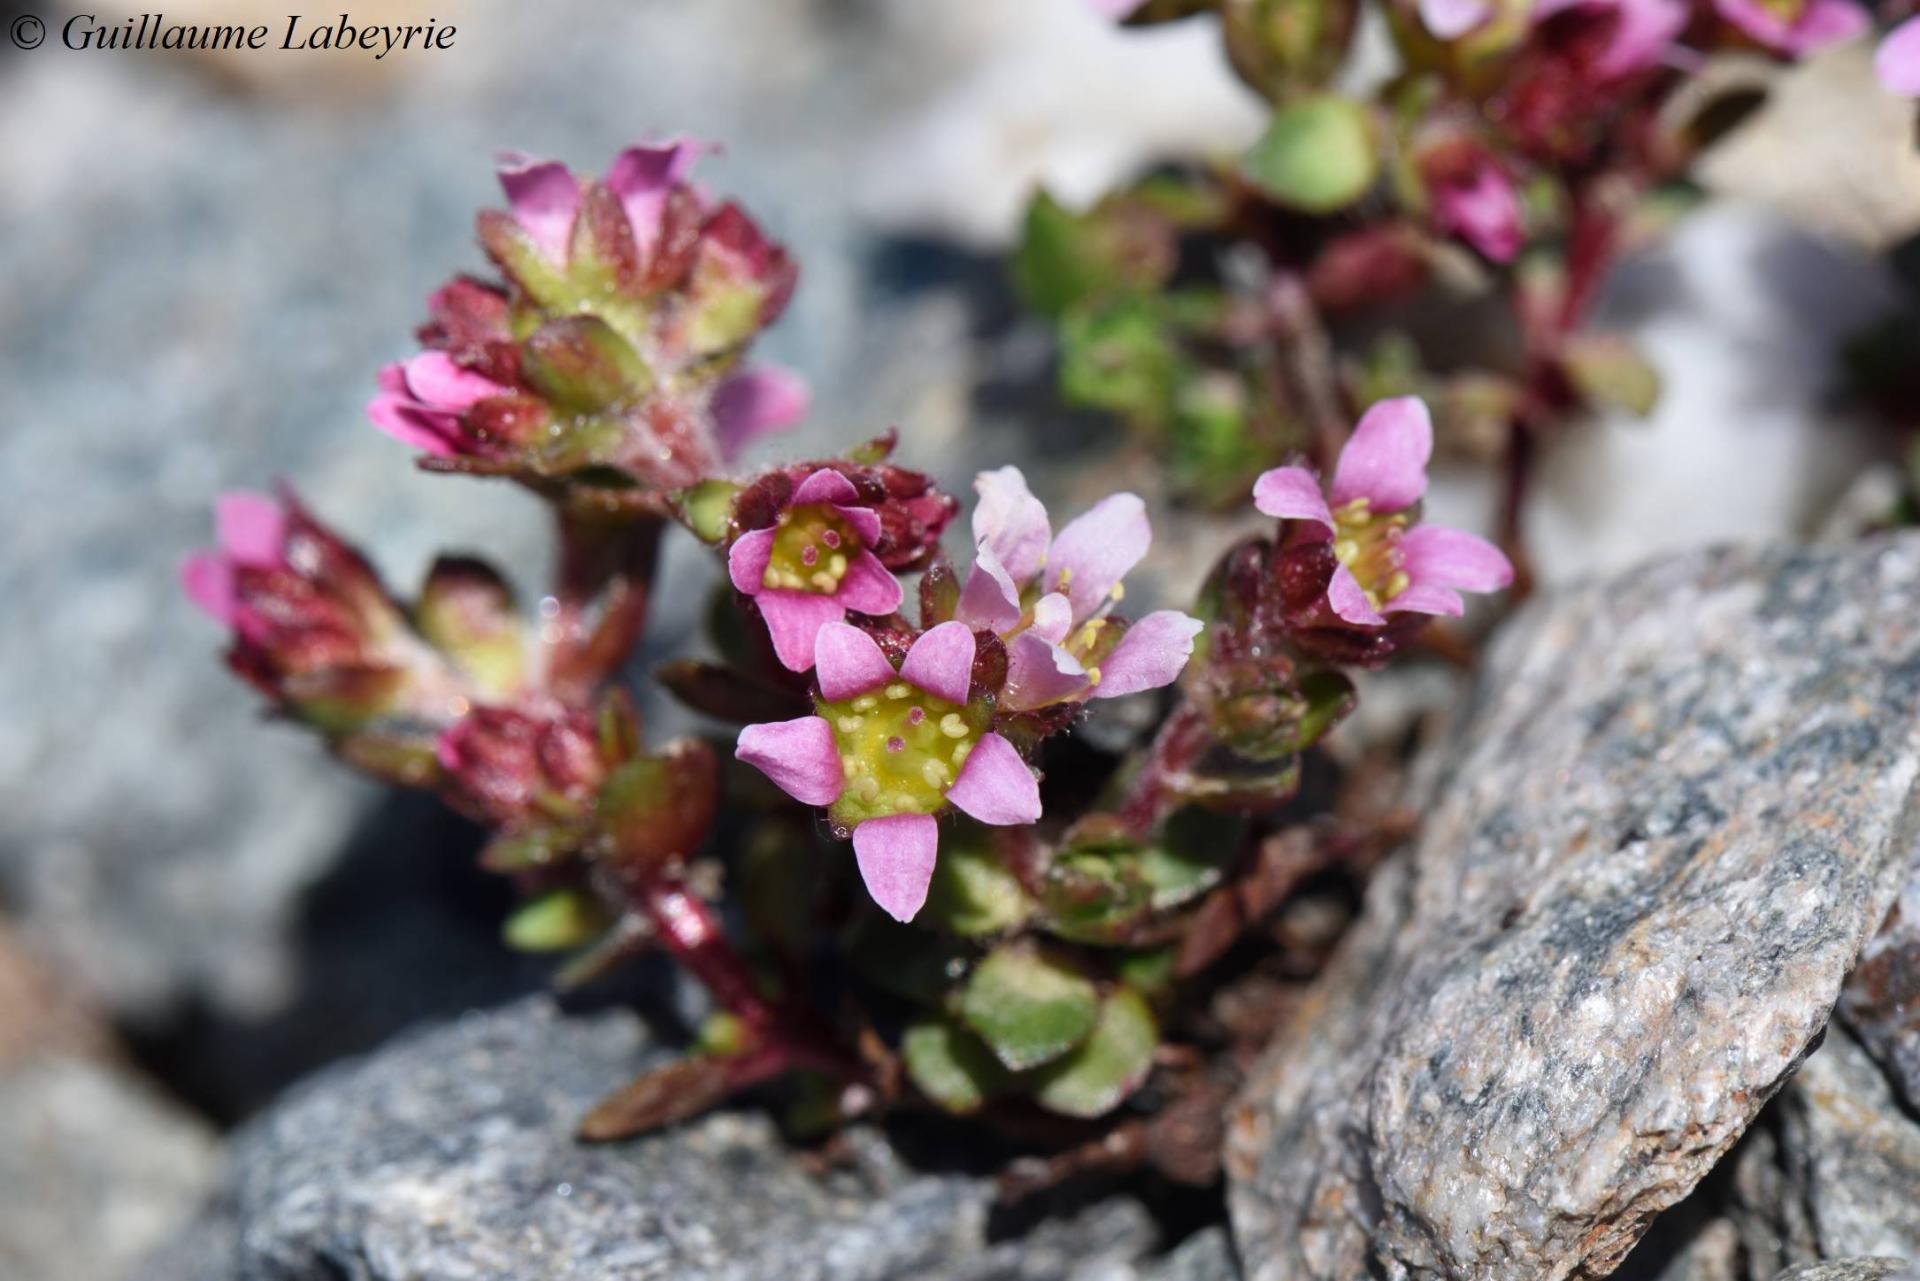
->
[736,621,1042,922]
[711,365,811,460]
[727,469,906,672]
[496,138,707,267]
[953,468,1203,713]
[1534,0,1689,78]
[1420,0,1494,39]
[367,352,515,458]
[1252,397,1513,625]
[181,490,436,726]
[1877,16,1920,94]
[1430,157,1524,263]
[1713,0,1868,56]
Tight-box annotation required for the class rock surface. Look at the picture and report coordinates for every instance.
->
[138,996,1228,1281]
[1225,539,1920,1281]
[1770,1263,1916,1281]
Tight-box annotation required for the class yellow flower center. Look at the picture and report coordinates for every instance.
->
[763,504,860,595]
[1330,498,1412,612]
[818,682,986,824]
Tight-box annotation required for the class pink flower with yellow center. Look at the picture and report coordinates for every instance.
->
[1713,0,1868,56]
[736,621,1042,922]
[1252,397,1513,625]
[953,468,1203,713]
[727,469,905,672]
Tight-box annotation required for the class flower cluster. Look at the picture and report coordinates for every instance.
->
[369,140,805,495]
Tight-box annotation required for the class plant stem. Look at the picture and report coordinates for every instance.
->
[546,509,664,703]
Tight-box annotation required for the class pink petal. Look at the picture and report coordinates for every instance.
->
[402,352,507,411]
[1327,564,1386,626]
[713,365,810,460]
[1435,165,1523,263]
[1420,0,1493,38]
[760,591,848,673]
[954,547,1022,633]
[851,814,941,923]
[1879,16,1920,95]
[215,492,286,567]
[727,527,776,595]
[791,468,860,508]
[833,502,883,547]
[180,553,235,624]
[972,467,1051,588]
[1252,465,1334,526]
[946,733,1042,827]
[495,152,580,263]
[814,620,898,699]
[1001,633,1091,712]
[604,138,708,258]
[367,396,461,456]
[1329,397,1433,513]
[835,550,905,617]
[1091,611,1204,699]
[1048,494,1151,625]
[1789,0,1870,51]
[1383,581,1465,617]
[1596,0,1689,75]
[1029,593,1073,644]
[1085,0,1149,16]
[1399,524,1514,593]
[900,620,976,705]
[736,716,844,806]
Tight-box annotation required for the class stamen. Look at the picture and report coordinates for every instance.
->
[886,683,910,700]
[939,713,968,738]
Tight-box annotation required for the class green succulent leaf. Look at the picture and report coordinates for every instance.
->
[922,834,1033,937]
[502,887,613,952]
[1032,987,1160,1118]
[1241,94,1379,215]
[1058,296,1179,424]
[902,1015,1010,1114]
[1560,333,1661,418]
[958,943,1101,1071]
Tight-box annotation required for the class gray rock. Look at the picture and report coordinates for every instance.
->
[1770,1262,1916,1281]
[1839,864,1920,1114]
[0,925,216,1281]
[137,995,1210,1281]
[1772,1028,1920,1266]
[1225,540,1920,1281]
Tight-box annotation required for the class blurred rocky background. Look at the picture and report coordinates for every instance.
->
[2,0,1917,1278]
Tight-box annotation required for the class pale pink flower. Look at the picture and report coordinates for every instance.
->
[954,468,1203,713]
[728,469,905,672]
[711,365,812,459]
[1877,16,1920,94]
[1713,0,1869,56]
[496,138,708,266]
[1252,397,1513,625]
[736,621,1042,922]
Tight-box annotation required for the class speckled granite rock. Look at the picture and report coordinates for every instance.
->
[1840,865,1920,1114]
[135,996,1228,1281]
[1225,539,1920,1281]
[1770,1262,1916,1281]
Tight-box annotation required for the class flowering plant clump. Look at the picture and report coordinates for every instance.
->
[1031,0,1920,564]
[183,137,1512,1189]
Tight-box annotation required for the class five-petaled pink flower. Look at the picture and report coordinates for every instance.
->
[954,468,1203,713]
[736,621,1042,922]
[1713,0,1868,57]
[1877,16,1920,95]
[728,469,905,672]
[1252,397,1513,624]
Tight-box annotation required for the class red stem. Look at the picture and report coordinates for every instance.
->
[546,510,664,704]
[637,878,778,1031]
